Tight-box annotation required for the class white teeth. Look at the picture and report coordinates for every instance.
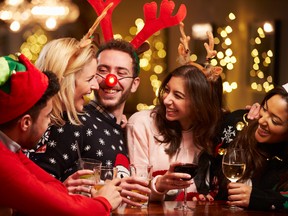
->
[104,89,117,93]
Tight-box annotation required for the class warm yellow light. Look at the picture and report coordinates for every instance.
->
[154,65,163,74]
[267,50,273,57]
[253,64,259,70]
[251,49,259,57]
[45,17,57,30]
[190,54,197,61]
[225,26,233,34]
[254,57,260,64]
[155,41,164,50]
[157,50,166,58]
[225,48,233,56]
[263,22,274,33]
[255,37,261,44]
[267,76,273,83]
[257,71,264,79]
[217,51,224,59]
[129,26,137,35]
[220,30,227,38]
[140,58,149,67]
[265,57,271,64]
[250,70,256,77]
[231,82,237,89]
[227,63,234,70]
[230,56,237,63]
[228,13,236,20]
[10,20,20,31]
[251,82,258,90]
[224,38,232,46]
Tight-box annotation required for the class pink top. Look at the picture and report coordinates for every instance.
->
[127,110,202,200]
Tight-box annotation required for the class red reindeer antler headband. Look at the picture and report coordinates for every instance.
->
[87,0,187,52]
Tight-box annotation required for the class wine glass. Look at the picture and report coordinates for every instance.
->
[174,149,199,211]
[222,148,246,210]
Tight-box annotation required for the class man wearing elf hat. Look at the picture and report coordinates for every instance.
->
[0,53,122,215]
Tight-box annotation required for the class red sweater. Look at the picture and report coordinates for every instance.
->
[0,142,112,216]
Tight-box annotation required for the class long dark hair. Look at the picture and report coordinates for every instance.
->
[152,64,222,156]
[231,86,288,180]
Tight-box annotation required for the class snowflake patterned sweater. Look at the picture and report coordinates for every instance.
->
[29,102,130,181]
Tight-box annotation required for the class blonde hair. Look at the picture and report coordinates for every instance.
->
[36,38,97,126]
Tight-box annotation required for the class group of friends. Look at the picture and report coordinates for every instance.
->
[1,0,288,215]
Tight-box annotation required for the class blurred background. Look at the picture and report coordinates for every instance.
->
[0,0,287,116]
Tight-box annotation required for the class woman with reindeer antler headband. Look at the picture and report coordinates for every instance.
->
[29,0,187,208]
[126,22,223,203]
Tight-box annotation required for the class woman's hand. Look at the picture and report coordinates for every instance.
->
[191,193,214,201]
[63,169,95,195]
[155,162,193,193]
[227,182,252,208]
[119,176,151,207]
[246,103,261,120]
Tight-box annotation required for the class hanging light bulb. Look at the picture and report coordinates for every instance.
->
[0,0,32,32]
[0,0,79,32]
[30,0,79,31]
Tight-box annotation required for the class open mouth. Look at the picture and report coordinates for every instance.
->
[257,126,269,137]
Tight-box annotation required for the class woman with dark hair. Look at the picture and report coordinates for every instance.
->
[127,64,222,201]
[216,84,288,211]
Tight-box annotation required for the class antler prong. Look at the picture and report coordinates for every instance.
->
[131,0,187,49]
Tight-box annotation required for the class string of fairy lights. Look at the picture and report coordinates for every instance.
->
[19,12,275,111]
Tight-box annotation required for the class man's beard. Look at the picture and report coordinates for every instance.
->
[94,85,132,112]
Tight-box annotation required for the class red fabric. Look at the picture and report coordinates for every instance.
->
[130,0,187,48]
[0,142,112,216]
[87,0,121,42]
[0,54,48,124]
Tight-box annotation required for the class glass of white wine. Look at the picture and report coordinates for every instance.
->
[222,148,246,210]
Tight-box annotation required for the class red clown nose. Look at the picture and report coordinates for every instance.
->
[105,74,118,87]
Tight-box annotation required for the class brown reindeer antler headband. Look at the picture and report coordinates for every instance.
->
[177,22,222,82]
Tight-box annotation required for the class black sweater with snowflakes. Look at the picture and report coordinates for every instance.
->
[29,103,130,181]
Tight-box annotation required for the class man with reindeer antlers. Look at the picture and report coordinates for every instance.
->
[30,0,187,208]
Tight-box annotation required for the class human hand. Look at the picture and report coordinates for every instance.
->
[191,193,214,201]
[63,169,95,195]
[155,162,193,193]
[227,182,252,208]
[92,178,122,210]
[119,176,151,207]
[246,103,260,120]
[120,114,127,128]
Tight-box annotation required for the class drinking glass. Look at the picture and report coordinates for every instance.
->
[130,164,153,208]
[174,149,199,211]
[222,148,246,210]
[94,166,118,191]
[78,158,102,196]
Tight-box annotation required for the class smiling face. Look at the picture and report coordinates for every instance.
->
[163,76,192,130]
[95,49,140,112]
[74,58,98,112]
[255,94,288,144]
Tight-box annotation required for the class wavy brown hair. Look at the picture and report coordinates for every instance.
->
[231,86,288,183]
[152,64,222,156]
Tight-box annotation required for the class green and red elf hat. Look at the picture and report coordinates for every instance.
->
[0,53,48,124]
